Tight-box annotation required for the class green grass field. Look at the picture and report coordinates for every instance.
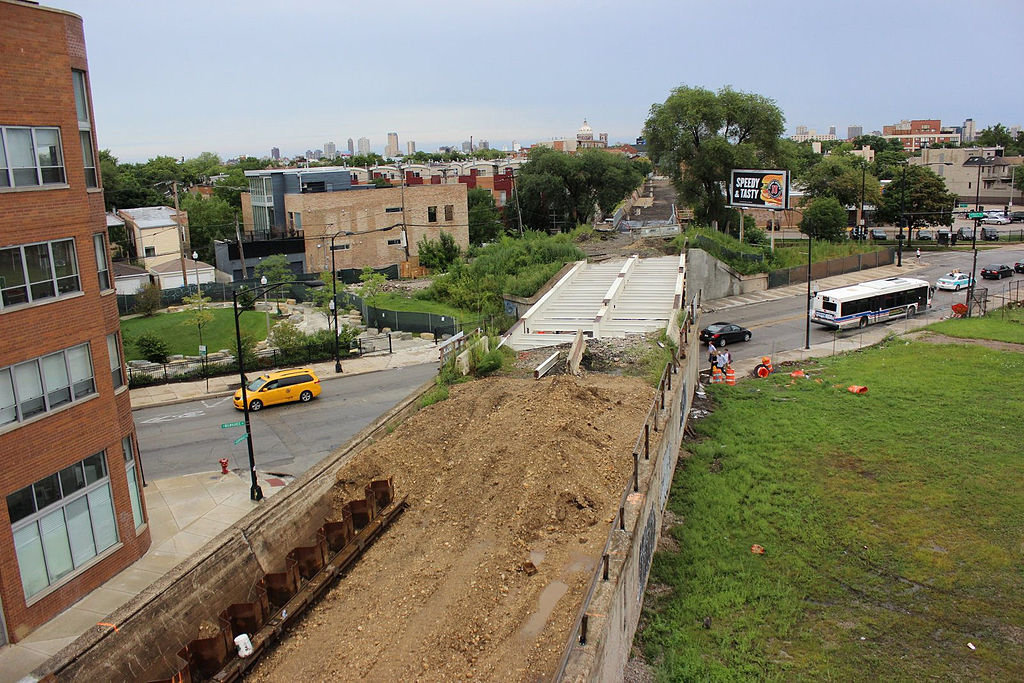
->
[368,292,475,319]
[120,308,272,360]
[639,337,1024,680]
[926,306,1024,344]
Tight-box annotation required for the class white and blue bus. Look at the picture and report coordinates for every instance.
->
[811,277,931,330]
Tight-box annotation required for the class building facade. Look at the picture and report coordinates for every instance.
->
[913,147,1023,207]
[882,119,960,152]
[847,125,863,140]
[0,0,150,644]
[347,138,354,156]
[117,206,189,271]
[357,137,370,155]
[323,141,336,159]
[385,132,399,158]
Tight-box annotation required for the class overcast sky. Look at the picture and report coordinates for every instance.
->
[53,0,1024,163]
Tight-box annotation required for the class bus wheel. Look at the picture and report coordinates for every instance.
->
[858,316,868,329]
[907,306,916,319]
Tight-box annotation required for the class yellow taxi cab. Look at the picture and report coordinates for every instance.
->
[233,368,321,411]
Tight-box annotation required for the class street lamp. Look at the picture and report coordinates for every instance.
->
[964,156,991,317]
[233,278,324,500]
[325,222,402,373]
[805,224,813,350]
[191,251,208,391]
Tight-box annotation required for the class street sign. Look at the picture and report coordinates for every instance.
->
[233,433,249,445]
[968,212,985,219]
[199,345,207,357]
[221,421,245,429]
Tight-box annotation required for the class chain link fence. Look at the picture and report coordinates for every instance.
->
[767,248,895,288]
[116,276,323,316]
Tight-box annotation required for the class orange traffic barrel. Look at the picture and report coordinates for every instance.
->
[847,385,868,394]
[754,364,770,378]
[725,367,736,385]
[761,356,773,373]
[711,367,724,384]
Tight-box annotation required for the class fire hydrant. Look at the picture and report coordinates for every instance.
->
[219,458,230,475]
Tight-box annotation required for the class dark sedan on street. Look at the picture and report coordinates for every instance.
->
[1015,261,1024,274]
[980,264,1014,280]
[699,322,752,346]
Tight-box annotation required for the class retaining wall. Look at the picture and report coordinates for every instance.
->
[30,378,435,682]
[559,303,701,680]
[685,248,768,300]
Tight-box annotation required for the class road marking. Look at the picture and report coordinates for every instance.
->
[202,397,231,408]
[140,410,205,424]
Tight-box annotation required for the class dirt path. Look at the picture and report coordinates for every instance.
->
[250,374,654,682]
[906,330,1024,352]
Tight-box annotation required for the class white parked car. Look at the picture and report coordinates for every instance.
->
[981,214,1010,225]
[935,272,974,291]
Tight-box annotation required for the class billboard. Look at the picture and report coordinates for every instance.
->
[729,169,790,210]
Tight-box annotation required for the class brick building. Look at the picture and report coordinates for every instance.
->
[882,119,961,152]
[0,0,150,644]
[239,168,469,276]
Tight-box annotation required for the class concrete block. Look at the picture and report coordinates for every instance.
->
[420,332,435,340]
[381,327,392,334]
[366,327,378,335]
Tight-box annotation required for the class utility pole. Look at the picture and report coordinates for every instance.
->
[513,167,524,237]
[234,213,249,280]
[173,180,188,288]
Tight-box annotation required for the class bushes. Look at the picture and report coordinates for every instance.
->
[134,332,170,363]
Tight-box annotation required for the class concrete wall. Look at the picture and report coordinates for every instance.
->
[559,302,702,681]
[685,248,769,301]
[33,378,435,682]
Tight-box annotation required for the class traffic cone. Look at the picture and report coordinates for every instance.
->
[711,367,723,384]
[761,356,773,374]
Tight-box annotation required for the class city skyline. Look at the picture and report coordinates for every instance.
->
[53,0,1024,162]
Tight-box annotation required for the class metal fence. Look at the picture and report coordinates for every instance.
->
[126,338,346,388]
[694,234,765,264]
[767,248,895,288]
[116,277,323,316]
[335,290,493,337]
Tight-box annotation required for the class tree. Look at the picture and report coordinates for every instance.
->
[467,188,503,245]
[418,232,461,272]
[358,267,386,304]
[134,281,163,316]
[181,152,222,184]
[1014,164,1024,195]
[179,194,235,261]
[800,197,847,241]
[254,254,293,286]
[213,167,248,209]
[800,156,881,209]
[181,292,213,351]
[643,85,785,228]
[975,124,1021,154]
[875,166,957,228]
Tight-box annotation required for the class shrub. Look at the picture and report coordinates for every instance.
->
[418,384,449,408]
[269,321,306,356]
[134,332,170,364]
[474,349,504,376]
[134,281,163,316]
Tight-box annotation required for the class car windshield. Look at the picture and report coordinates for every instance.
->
[247,377,268,391]
[984,265,1001,270]
[706,323,728,332]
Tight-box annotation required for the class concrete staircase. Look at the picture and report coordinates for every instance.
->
[505,255,683,350]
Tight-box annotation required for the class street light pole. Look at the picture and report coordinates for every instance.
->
[232,278,324,501]
[897,164,907,267]
[192,251,207,392]
[805,226,813,350]
[232,286,263,502]
[329,233,342,373]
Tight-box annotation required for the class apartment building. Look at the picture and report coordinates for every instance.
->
[239,167,468,275]
[882,119,960,152]
[914,147,1023,206]
[0,0,150,644]
[117,205,189,271]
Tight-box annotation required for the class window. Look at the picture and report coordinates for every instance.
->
[444,204,454,221]
[0,239,80,309]
[144,246,156,258]
[0,126,66,188]
[332,243,350,251]
[123,436,144,529]
[385,206,402,213]
[94,234,110,290]
[0,343,95,427]
[428,206,437,223]
[8,452,119,598]
[107,334,123,390]
[73,70,97,188]
[387,238,402,246]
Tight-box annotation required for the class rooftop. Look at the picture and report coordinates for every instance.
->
[118,206,181,229]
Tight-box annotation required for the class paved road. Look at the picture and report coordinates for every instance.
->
[709,244,1024,366]
[134,363,438,480]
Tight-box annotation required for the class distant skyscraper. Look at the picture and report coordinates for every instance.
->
[479,140,490,150]
[828,125,836,136]
[271,146,280,160]
[357,137,370,155]
[347,138,354,156]
[386,132,399,158]
[847,125,863,140]
[461,140,472,153]
[324,141,336,159]
[512,140,520,152]
[305,149,314,160]
[962,118,976,143]
[406,141,416,155]
[795,125,808,135]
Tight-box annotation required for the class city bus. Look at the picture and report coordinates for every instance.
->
[811,277,931,330]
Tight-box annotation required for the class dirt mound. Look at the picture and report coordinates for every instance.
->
[252,374,654,682]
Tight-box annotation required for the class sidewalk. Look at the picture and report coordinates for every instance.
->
[0,337,442,682]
